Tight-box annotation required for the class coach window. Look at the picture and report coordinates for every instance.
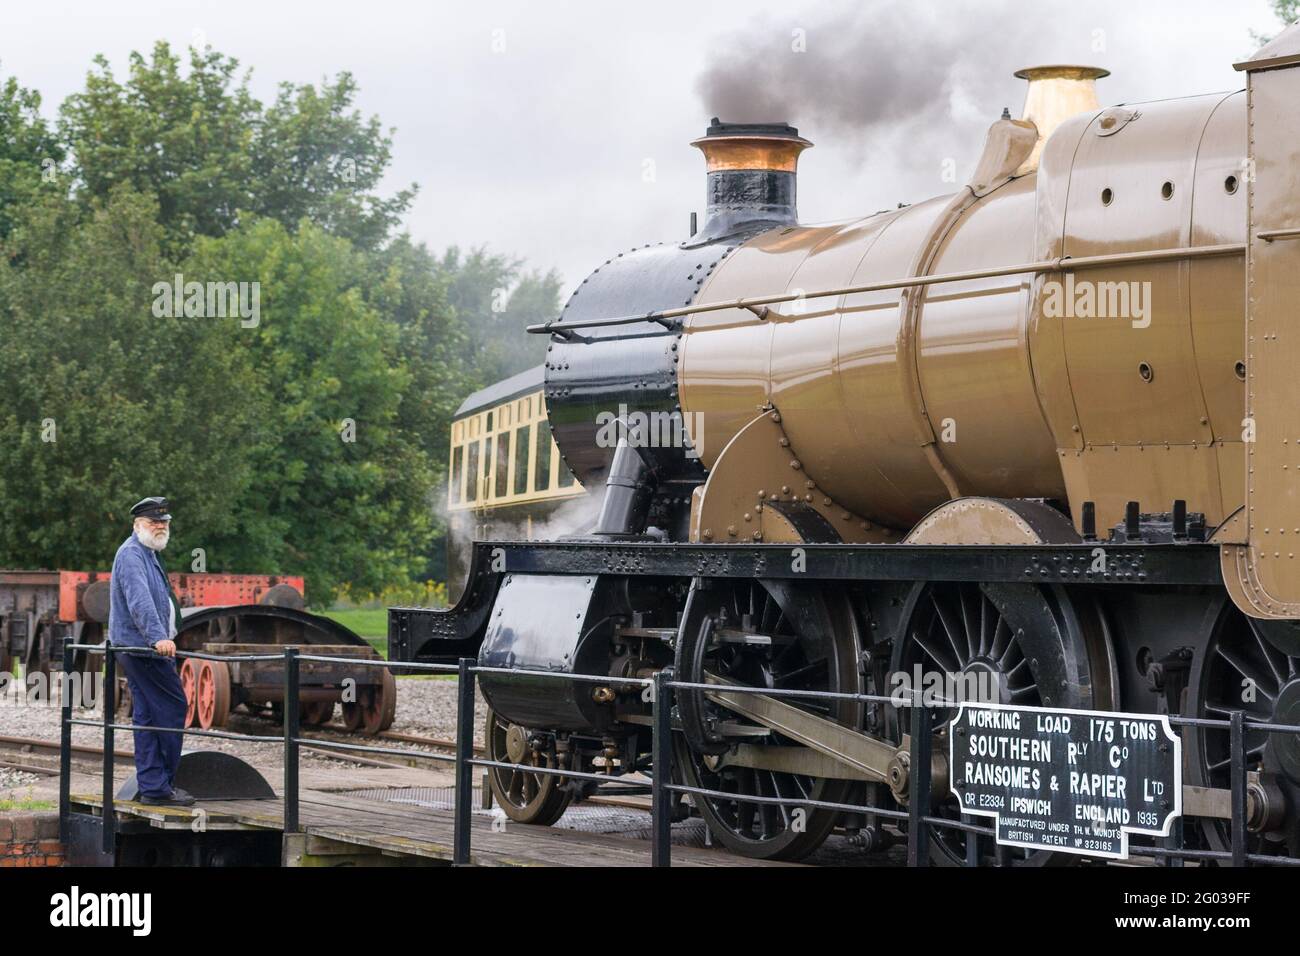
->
[465,440,480,503]
[534,420,553,492]
[514,424,531,495]
[495,428,511,498]
[450,445,464,505]
[483,434,495,501]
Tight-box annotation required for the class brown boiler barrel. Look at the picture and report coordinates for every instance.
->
[678,88,1247,534]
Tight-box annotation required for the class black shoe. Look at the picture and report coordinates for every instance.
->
[140,788,196,807]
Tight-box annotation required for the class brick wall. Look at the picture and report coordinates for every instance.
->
[0,812,63,866]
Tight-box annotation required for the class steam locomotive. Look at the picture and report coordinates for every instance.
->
[392,30,1300,863]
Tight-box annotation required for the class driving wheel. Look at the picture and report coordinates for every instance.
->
[485,708,571,825]
[672,578,863,861]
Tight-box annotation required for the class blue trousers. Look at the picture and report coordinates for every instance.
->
[117,652,187,798]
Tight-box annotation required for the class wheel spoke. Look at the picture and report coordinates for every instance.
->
[912,629,959,674]
[958,589,977,661]
[977,593,991,658]
[1246,618,1287,687]
[791,773,810,800]
[931,591,967,666]
[989,617,1011,662]
[999,635,1027,672]
[773,657,828,687]
[1213,697,1256,716]
[769,771,791,828]
[749,770,766,838]
[508,771,524,803]
[1215,646,1278,702]
[773,637,803,668]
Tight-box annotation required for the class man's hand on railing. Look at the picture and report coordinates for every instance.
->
[152,639,177,658]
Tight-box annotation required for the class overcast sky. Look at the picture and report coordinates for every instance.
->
[2,0,1286,296]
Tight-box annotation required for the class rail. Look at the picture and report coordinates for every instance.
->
[56,638,1300,868]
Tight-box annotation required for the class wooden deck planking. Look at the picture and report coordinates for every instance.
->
[69,790,796,867]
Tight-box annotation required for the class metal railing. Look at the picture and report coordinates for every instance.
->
[57,637,1300,867]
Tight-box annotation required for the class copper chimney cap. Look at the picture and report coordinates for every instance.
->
[691,119,813,174]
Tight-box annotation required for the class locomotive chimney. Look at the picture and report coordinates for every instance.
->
[1013,65,1109,174]
[690,119,811,242]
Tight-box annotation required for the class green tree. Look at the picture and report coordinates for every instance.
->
[184,217,435,600]
[436,245,561,382]
[0,44,554,601]
[252,73,415,250]
[0,185,262,568]
[59,44,259,254]
[58,42,414,256]
[366,236,472,583]
[0,71,64,240]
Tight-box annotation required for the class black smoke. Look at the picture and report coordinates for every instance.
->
[695,3,1080,159]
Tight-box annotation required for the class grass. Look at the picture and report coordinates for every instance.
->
[320,608,388,643]
[0,796,54,811]
[318,607,456,674]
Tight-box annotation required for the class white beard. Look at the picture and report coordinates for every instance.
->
[136,527,170,551]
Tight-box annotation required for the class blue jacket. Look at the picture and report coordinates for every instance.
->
[108,535,177,648]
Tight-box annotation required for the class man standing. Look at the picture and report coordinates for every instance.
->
[108,496,194,807]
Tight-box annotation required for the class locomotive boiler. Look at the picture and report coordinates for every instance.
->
[392,30,1300,862]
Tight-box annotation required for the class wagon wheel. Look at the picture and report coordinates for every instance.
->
[179,659,198,728]
[24,624,53,690]
[673,578,864,861]
[196,659,232,730]
[361,669,397,735]
[341,700,364,732]
[485,708,571,825]
[301,700,335,725]
[889,581,1115,866]
[1186,599,1300,860]
[207,616,237,643]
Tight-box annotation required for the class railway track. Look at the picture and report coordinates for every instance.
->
[0,729,653,812]
[0,733,133,777]
[0,727,481,778]
[297,726,485,770]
